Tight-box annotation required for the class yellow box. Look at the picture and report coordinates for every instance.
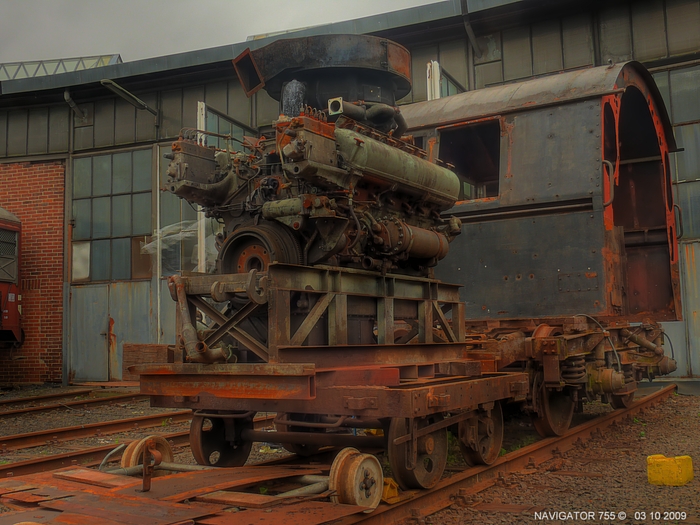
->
[647,455,694,486]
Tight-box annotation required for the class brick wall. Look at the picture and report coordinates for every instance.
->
[0,160,65,384]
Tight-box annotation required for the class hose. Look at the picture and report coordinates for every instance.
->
[575,314,622,372]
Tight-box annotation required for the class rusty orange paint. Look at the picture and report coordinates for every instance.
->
[601,94,620,232]
[503,118,515,179]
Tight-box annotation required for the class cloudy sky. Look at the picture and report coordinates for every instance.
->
[0,0,444,64]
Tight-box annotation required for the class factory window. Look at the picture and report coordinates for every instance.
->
[440,69,465,98]
[205,106,253,149]
[156,106,254,276]
[71,149,153,282]
[438,119,501,200]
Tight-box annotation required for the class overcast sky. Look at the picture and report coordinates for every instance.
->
[0,0,444,64]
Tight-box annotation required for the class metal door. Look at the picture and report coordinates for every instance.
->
[69,284,109,381]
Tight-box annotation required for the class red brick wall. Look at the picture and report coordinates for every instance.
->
[0,160,65,384]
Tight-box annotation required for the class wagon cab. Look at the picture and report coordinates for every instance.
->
[403,62,681,322]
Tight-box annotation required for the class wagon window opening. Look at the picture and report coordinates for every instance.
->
[603,103,617,164]
[438,120,500,200]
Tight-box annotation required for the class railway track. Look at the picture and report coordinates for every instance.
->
[342,383,678,525]
[0,410,193,451]
[0,413,276,478]
[0,388,94,407]
[0,392,146,418]
[0,385,676,525]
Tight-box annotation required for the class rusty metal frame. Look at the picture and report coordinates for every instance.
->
[169,263,465,367]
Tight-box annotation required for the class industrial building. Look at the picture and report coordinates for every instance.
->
[0,0,698,384]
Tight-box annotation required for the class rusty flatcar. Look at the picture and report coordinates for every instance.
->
[0,207,21,346]
[132,37,677,491]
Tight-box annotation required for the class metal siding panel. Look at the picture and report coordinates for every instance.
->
[674,123,700,182]
[439,39,468,90]
[160,89,183,139]
[660,321,689,377]
[502,26,532,81]
[94,99,115,148]
[670,65,700,124]
[7,110,27,156]
[109,281,152,381]
[532,20,563,75]
[681,241,700,376]
[666,0,700,56]
[411,45,438,103]
[73,126,94,151]
[675,181,700,240]
[0,112,6,157]
[255,89,279,128]
[468,0,522,11]
[48,106,69,153]
[136,93,158,141]
[599,5,632,63]
[632,0,667,61]
[228,81,252,125]
[27,107,48,155]
[652,71,671,115]
[562,14,593,69]
[72,102,94,151]
[436,210,606,319]
[183,86,205,130]
[504,103,601,205]
[205,82,227,112]
[475,61,503,89]
[114,98,135,145]
[474,33,502,64]
[70,285,109,381]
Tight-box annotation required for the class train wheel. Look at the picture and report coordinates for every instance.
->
[274,413,323,456]
[120,435,174,476]
[387,414,447,490]
[532,385,575,437]
[329,447,383,512]
[219,223,301,274]
[190,413,253,467]
[458,401,504,466]
[610,392,635,409]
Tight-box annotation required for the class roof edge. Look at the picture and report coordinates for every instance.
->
[0,1,462,97]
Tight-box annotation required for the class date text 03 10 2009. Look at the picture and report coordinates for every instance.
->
[533,511,688,521]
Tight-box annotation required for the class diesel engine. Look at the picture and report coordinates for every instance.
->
[164,35,462,276]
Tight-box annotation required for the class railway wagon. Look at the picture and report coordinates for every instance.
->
[133,37,677,492]
[0,206,21,346]
[401,62,679,435]
[402,61,680,324]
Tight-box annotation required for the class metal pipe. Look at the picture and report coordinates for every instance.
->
[194,410,256,419]
[393,109,408,139]
[99,444,126,471]
[106,462,215,477]
[241,429,385,448]
[278,480,329,498]
[621,329,664,355]
[170,276,207,360]
[328,98,366,121]
[273,415,383,430]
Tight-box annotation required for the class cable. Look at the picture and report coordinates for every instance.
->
[575,314,622,372]
[662,331,676,360]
